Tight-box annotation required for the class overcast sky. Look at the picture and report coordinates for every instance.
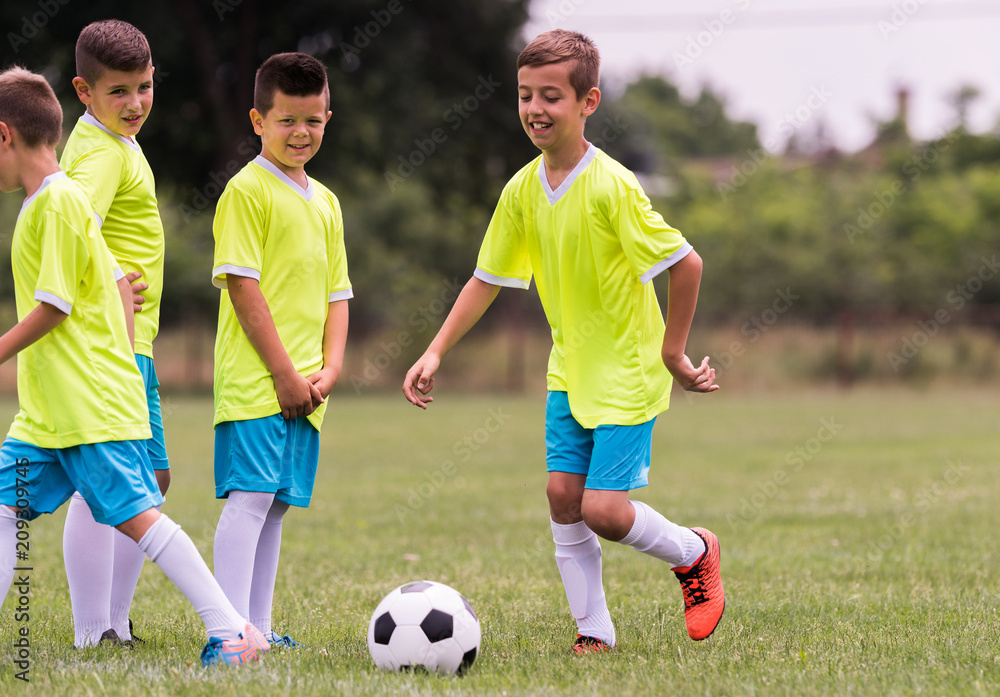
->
[522,0,1000,153]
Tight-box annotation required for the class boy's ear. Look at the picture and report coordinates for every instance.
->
[582,86,601,117]
[0,121,11,149]
[249,108,264,135]
[72,77,93,105]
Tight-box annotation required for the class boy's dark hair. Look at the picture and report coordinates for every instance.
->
[517,29,600,100]
[0,66,63,148]
[76,19,152,85]
[254,52,330,116]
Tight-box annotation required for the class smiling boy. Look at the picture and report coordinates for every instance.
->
[58,19,169,648]
[403,30,725,651]
[210,52,351,647]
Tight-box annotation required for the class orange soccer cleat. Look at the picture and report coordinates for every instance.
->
[671,527,725,641]
[570,634,615,655]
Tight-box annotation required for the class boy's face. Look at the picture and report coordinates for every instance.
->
[251,90,331,175]
[72,66,154,138]
[517,61,599,156]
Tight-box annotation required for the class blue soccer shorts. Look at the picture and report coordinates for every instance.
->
[0,437,164,527]
[214,415,320,507]
[544,391,656,491]
[136,354,169,470]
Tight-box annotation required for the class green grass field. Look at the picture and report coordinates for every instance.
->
[0,388,998,696]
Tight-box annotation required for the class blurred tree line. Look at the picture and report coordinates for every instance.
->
[1,0,998,340]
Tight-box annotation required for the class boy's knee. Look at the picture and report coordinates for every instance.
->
[581,496,633,541]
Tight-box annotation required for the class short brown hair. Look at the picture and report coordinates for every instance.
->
[75,19,151,85]
[254,52,330,116]
[517,30,600,100]
[0,66,62,148]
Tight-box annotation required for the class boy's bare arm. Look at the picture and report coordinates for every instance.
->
[307,299,349,403]
[117,275,136,351]
[402,276,500,408]
[661,250,718,393]
[226,274,323,419]
[0,302,68,365]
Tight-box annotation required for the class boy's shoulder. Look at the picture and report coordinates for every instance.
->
[31,172,92,212]
[17,175,96,245]
[61,114,134,170]
[591,148,642,192]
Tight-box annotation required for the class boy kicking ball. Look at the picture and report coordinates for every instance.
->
[0,66,267,667]
[403,30,724,652]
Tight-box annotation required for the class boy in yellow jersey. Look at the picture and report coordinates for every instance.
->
[58,19,168,648]
[211,52,351,647]
[403,30,724,651]
[0,66,268,667]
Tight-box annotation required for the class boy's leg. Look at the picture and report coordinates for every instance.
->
[1,439,77,610]
[548,472,617,650]
[0,505,16,604]
[544,392,616,650]
[109,526,148,640]
[583,418,724,641]
[118,509,248,641]
[213,490,275,618]
[248,499,289,637]
[109,355,171,640]
[63,493,115,646]
[248,417,318,643]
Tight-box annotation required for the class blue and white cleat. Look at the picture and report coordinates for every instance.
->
[200,623,271,666]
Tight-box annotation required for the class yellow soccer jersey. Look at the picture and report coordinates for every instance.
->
[212,156,353,430]
[7,173,152,448]
[476,145,693,428]
[60,112,165,358]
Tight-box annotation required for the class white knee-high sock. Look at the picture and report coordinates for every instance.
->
[63,493,114,647]
[249,499,290,637]
[137,514,245,641]
[618,501,705,568]
[0,506,17,607]
[213,490,274,619]
[109,504,159,640]
[552,519,615,646]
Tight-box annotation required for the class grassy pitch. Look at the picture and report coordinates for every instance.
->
[1,388,998,696]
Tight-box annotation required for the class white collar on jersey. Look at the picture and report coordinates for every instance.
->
[80,112,141,152]
[252,155,314,201]
[538,143,597,205]
[19,171,68,218]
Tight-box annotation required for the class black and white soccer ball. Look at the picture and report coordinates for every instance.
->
[367,580,481,675]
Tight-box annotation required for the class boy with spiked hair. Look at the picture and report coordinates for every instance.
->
[211,52,351,647]
[403,30,725,652]
[0,65,268,667]
[58,18,170,649]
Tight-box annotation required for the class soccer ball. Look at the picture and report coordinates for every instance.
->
[367,580,481,675]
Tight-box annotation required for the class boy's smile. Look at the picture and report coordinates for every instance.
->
[72,66,154,138]
[251,91,331,184]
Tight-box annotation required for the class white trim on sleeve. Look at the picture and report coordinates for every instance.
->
[329,289,354,302]
[113,266,126,282]
[474,267,530,290]
[639,243,693,284]
[212,263,261,289]
[35,290,72,315]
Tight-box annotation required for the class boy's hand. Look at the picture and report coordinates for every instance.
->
[126,271,147,313]
[307,366,340,406]
[664,354,719,393]
[274,369,323,419]
[402,353,440,409]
